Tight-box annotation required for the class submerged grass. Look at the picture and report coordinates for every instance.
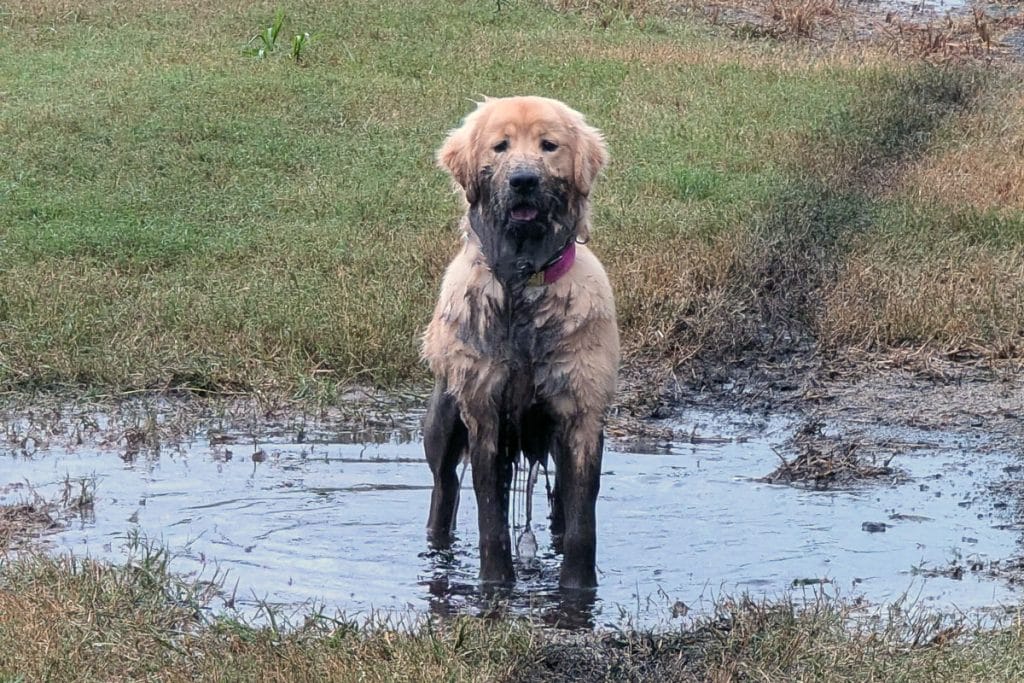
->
[3,546,1024,681]
[0,0,1022,396]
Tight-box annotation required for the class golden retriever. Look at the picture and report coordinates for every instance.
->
[422,96,618,589]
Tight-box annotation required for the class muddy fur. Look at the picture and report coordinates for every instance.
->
[422,96,619,589]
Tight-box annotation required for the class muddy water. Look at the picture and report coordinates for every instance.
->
[1,409,1021,628]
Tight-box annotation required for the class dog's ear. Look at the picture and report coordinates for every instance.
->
[437,114,480,205]
[573,120,608,199]
[570,115,607,243]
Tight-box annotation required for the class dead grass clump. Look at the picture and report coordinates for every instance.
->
[761,419,899,488]
[0,503,59,550]
[0,476,96,550]
[765,0,841,38]
[878,9,1024,63]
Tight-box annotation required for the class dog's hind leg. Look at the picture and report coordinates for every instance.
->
[424,380,466,547]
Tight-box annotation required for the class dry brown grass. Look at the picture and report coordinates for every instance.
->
[763,0,841,38]
[819,238,1024,359]
[610,231,752,369]
[876,9,1024,63]
[761,419,900,488]
[900,81,1024,214]
[692,0,848,42]
[0,0,263,24]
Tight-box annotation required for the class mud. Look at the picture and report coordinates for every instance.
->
[1,368,1022,629]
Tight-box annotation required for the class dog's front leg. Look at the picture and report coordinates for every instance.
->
[424,380,466,546]
[556,418,604,589]
[467,415,515,586]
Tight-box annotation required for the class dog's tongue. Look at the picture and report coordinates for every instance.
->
[510,207,538,222]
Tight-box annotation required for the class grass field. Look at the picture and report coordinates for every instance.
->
[2,0,1021,397]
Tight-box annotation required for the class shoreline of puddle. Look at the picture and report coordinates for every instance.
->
[2,403,1023,630]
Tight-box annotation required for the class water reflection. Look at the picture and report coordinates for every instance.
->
[419,542,597,629]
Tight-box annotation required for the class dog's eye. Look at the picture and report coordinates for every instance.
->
[492,140,508,153]
[541,139,559,152]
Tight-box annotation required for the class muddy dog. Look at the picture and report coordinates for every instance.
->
[422,96,619,589]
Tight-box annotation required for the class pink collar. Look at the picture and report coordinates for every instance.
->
[539,241,576,285]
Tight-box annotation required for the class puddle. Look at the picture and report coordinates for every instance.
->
[1,408,1021,629]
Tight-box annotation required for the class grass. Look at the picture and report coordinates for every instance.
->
[0,0,1022,398]
[3,542,1024,681]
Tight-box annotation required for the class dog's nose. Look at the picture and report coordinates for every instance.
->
[509,170,539,192]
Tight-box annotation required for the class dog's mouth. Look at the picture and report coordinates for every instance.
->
[509,205,539,223]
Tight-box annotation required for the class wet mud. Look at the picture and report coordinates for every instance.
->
[2,378,1022,629]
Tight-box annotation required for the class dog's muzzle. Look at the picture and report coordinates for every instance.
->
[469,164,575,287]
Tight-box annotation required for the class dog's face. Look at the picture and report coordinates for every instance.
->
[438,96,607,285]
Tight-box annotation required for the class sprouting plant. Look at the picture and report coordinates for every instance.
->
[246,10,316,63]
[291,31,313,62]
[246,8,286,59]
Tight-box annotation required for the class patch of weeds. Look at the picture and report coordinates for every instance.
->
[879,8,1024,63]
[245,9,317,63]
[245,8,286,59]
[121,529,224,614]
[290,30,313,61]
[706,0,846,42]
[766,0,839,38]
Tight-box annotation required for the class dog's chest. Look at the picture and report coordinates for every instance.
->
[462,287,563,369]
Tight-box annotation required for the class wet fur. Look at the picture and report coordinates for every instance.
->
[422,96,619,589]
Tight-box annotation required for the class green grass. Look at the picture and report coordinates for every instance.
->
[1,0,1022,395]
